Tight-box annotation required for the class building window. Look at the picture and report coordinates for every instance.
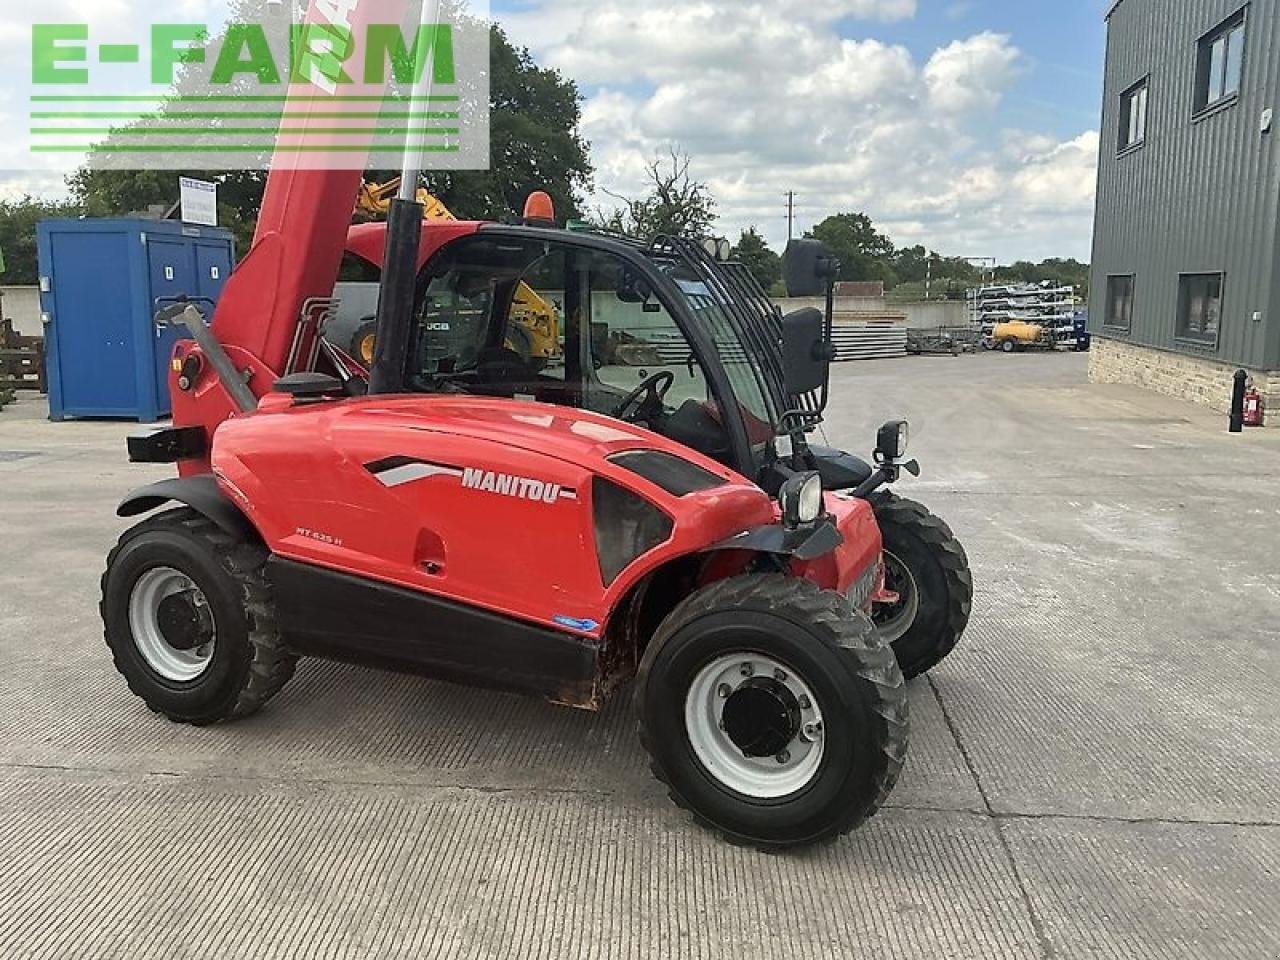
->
[1105,275,1135,330]
[1119,81,1148,151]
[1195,11,1246,113]
[1176,273,1224,347]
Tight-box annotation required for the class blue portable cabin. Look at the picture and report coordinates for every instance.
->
[37,218,236,422]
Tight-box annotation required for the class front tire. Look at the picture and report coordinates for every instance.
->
[101,509,297,725]
[636,575,908,850]
[870,493,973,679]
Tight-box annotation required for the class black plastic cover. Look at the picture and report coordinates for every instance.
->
[609,450,727,497]
[273,372,345,398]
[127,427,207,464]
[712,518,844,562]
[809,445,875,491]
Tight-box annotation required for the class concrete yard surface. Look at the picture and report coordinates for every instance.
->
[1,352,1277,959]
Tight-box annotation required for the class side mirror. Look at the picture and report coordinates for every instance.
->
[616,268,651,304]
[783,239,839,298]
[781,307,833,395]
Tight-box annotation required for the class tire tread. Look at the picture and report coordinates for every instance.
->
[101,508,297,724]
[636,574,909,850]
[870,492,973,678]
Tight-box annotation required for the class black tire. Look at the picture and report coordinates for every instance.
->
[635,575,909,850]
[869,492,973,679]
[1000,339,1017,353]
[101,508,297,725]
[350,320,378,369]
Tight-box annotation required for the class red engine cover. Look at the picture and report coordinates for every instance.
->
[211,395,782,637]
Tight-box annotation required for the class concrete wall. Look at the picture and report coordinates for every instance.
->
[1,287,43,338]
[898,300,969,330]
[1090,335,1279,426]
[775,296,889,315]
[773,297,965,329]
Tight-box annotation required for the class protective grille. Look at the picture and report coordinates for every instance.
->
[650,236,824,426]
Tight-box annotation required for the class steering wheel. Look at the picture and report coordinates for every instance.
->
[612,370,675,422]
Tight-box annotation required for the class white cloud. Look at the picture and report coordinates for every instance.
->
[924,31,1021,113]
[501,4,1093,261]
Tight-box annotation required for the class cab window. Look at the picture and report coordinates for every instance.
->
[405,236,734,465]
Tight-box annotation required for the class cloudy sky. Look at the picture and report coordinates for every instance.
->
[493,0,1111,262]
[2,0,1110,262]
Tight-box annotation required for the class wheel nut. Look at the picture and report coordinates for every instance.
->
[775,751,790,764]
[799,695,812,710]
[717,684,731,698]
[740,663,754,677]
[774,668,787,682]
[803,722,822,741]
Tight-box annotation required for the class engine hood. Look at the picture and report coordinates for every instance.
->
[254,394,746,481]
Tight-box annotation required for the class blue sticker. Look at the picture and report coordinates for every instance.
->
[553,615,600,633]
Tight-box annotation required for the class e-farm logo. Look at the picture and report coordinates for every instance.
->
[31,22,456,93]
[18,2,490,172]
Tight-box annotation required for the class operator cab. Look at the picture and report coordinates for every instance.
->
[402,229,779,471]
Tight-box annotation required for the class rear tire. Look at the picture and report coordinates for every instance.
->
[869,492,973,679]
[351,320,378,370]
[1001,339,1017,353]
[636,575,908,850]
[101,509,297,725]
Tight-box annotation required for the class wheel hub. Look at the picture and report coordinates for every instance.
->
[721,678,801,758]
[871,550,920,644]
[155,591,214,652]
[128,567,217,683]
[684,654,826,799]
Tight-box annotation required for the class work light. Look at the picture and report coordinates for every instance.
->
[779,472,824,528]
[876,420,911,462]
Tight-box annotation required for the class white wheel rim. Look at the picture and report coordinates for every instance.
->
[684,653,825,799]
[128,567,216,682]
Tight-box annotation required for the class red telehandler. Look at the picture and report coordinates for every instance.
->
[102,0,971,849]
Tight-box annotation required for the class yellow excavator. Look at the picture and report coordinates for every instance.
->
[355,180,562,368]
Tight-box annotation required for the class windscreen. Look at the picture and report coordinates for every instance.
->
[647,237,783,435]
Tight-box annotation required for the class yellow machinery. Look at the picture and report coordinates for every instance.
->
[988,320,1044,353]
[355,180,562,368]
[355,178,455,223]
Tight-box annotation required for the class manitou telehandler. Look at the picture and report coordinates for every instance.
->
[101,1,971,850]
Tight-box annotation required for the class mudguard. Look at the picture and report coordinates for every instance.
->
[712,519,844,562]
[117,475,258,542]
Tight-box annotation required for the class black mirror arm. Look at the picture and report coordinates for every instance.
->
[816,272,837,412]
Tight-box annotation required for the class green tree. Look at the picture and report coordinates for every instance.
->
[67,169,265,253]
[732,227,782,292]
[0,196,85,284]
[807,213,898,287]
[597,148,717,239]
[891,244,930,284]
[419,26,593,220]
[69,26,592,246]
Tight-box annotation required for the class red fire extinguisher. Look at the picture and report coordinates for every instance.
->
[1243,387,1265,427]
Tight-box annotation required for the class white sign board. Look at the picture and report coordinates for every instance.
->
[179,177,218,227]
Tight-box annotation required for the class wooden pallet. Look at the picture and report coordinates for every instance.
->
[0,319,46,395]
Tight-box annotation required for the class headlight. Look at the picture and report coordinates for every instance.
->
[876,420,910,461]
[779,472,823,528]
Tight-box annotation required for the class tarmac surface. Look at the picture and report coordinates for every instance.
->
[1,352,1277,959]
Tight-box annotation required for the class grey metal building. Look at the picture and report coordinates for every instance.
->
[1089,0,1280,420]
